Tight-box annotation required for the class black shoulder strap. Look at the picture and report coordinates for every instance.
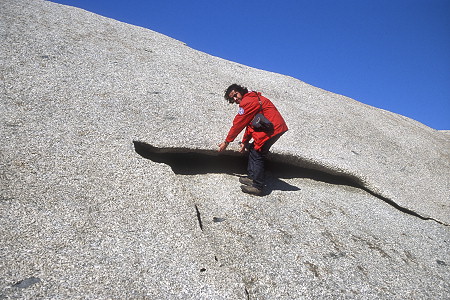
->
[254,91,263,112]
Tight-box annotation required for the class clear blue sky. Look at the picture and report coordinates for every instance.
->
[51,0,449,130]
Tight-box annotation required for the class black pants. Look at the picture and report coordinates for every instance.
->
[247,133,284,190]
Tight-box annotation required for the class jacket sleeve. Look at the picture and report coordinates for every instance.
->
[242,126,252,144]
[225,100,259,143]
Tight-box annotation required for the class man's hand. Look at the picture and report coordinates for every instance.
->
[238,142,247,153]
[218,142,228,152]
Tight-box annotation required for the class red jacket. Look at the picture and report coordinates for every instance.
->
[225,92,288,151]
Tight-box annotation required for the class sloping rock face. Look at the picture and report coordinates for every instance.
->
[1,0,449,299]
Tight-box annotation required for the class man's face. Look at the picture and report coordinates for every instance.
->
[228,90,243,104]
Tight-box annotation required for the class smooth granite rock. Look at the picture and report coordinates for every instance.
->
[1,0,449,299]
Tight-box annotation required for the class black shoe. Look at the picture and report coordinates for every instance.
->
[239,177,254,186]
[241,185,263,196]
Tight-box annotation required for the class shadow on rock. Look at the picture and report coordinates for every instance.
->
[134,141,248,175]
[134,141,360,194]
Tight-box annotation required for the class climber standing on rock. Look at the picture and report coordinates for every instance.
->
[218,84,288,195]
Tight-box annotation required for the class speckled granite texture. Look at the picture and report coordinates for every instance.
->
[1,0,449,299]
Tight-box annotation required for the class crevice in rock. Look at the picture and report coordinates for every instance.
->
[133,141,358,187]
[12,277,41,289]
[244,287,250,300]
[363,189,435,222]
[194,204,203,231]
[133,141,447,226]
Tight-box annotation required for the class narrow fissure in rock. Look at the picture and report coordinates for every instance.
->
[195,205,203,231]
[244,287,250,300]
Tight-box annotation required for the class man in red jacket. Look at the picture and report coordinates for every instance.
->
[218,84,288,195]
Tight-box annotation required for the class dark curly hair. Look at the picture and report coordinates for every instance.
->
[224,84,249,104]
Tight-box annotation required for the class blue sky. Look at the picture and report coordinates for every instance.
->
[51,0,449,130]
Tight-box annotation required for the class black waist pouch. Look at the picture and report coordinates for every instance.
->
[251,92,274,133]
[251,112,274,133]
